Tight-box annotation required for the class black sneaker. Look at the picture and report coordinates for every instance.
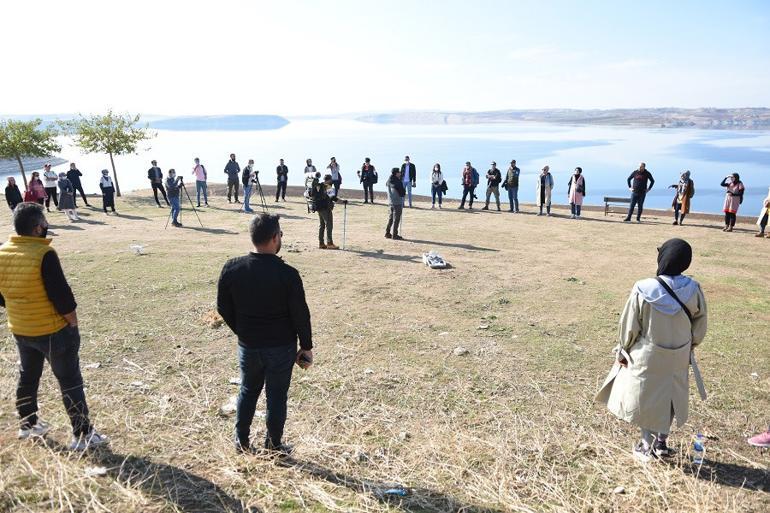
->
[385,233,392,239]
[265,441,294,458]
[652,440,676,458]
[393,235,404,241]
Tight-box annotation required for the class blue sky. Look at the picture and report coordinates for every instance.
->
[1,0,768,115]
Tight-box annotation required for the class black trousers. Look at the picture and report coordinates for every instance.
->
[102,187,116,212]
[44,187,58,208]
[674,202,686,223]
[151,182,169,205]
[227,181,240,202]
[15,326,91,436]
[72,182,89,206]
[760,212,769,233]
[276,181,287,201]
[725,212,737,227]
[362,183,374,202]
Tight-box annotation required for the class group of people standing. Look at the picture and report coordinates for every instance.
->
[5,163,116,221]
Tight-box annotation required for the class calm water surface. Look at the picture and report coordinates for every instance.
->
[17,120,770,214]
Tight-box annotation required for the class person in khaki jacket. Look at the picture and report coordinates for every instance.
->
[597,238,708,462]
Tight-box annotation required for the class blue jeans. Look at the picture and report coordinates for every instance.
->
[243,184,253,212]
[332,180,341,196]
[460,185,476,208]
[431,184,443,205]
[507,186,519,211]
[170,196,180,223]
[15,326,91,436]
[236,344,296,448]
[404,181,412,207]
[196,180,208,205]
[625,192,646,221]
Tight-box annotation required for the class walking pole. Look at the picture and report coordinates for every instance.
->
[342,200,347,250]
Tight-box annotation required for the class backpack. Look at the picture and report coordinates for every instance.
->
[471,168,480,186]
[371,171,378,184]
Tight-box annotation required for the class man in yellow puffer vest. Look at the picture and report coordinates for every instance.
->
[0,203,107,451]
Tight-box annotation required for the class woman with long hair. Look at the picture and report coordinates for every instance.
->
[431,163,444,208]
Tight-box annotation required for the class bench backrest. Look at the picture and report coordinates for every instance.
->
[604,196,631,203]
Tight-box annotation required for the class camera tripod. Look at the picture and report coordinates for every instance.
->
[240,172,269,214]
[165,179,203,229]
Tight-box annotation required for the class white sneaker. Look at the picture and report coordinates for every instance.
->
[570,214,576,219]
[18,421,51,440]
[69,429,109,451]
[633,441,654,463]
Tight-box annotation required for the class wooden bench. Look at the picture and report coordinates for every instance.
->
[604,196,631,216]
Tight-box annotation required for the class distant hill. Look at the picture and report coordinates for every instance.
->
[148,115,290,131]
[357,108,770,129]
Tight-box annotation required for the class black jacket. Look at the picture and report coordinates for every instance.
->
[5,185,23,209]
[66,168,83,186]
[276,165,288,183]
[217,253,312,350]
[627,170,654,193]
[486,168,502,186]
[224,160,240,182]
[400,163,416,183]
[147,166,163,182]
[241,165,254,186]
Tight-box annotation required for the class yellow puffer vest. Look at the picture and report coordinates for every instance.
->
[0,236,68,336]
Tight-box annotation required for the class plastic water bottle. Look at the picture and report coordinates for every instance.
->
[692,433,705,464]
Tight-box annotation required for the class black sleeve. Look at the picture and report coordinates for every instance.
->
[647,172,655,190]
[287,268,313,350]
[720,178,729,187]
[41,251,77,315]
[627,172,634,188]
[216,262,237,333]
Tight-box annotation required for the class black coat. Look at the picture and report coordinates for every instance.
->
[5,185,23,209]
[400,163,416,183]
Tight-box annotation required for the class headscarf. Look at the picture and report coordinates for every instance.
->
[677,171,691,195]
[633,238,697,315]
[656,238,692,276]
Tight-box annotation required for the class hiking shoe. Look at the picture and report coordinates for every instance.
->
[70,429,109,451]
[319,243,327,249]
[326,243,339,250]
[482,206,489,210]
[385,233,393,239]
[632,441,654,463]
[393,235,403,241]
[747,430,770,448]
[457,206,465,209]
[652,440,676,458]
[265,441,294,458]
[18,421,51,440]
[726,226,733,232]
[755,233,765,237]
[673,221,679,225]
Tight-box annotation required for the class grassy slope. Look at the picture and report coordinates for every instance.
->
[0,191,767,513]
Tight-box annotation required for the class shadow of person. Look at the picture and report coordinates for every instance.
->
[348,248,422,264]
[113,213,151,221]
[43,440,261,513]
[182,226,240,235]
[278,458,505,513]
[403,239,499,253]
[680,459,769,492]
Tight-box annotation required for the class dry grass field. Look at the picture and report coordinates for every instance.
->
[0,186,768,513]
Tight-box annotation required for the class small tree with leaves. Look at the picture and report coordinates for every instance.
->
[0,119,61,188]
[63,111,153,197]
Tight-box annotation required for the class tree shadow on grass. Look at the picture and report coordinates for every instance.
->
[403,239,498,253]
[347,248,422,264]
[679,459,769,492]
[279,458,505,513]
[43,441,261,512]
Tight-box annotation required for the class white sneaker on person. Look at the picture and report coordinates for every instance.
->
[69,429,109,451]
[632,441,654,463]
[18,421,51,440]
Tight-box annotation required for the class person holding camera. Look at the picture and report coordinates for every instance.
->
[166,169,184,227]
[400,156,416,208]
[386,168,406,240]
[217,213,313,455]
[483,162,502,211]
[242,159,256,214]
[358,158,377,204]
[313,174,339,249]
[327,157,342,196]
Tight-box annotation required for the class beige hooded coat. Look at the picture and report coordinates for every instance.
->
[596,276,708,434]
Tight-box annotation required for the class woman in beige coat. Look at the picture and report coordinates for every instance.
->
[597,238,708,462]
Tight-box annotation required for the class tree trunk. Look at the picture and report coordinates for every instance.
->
[109,152,121,197]
[15,155,28,189]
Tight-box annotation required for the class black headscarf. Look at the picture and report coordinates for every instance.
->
[656,238,692,276]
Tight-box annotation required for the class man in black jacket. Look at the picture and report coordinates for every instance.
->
[67,163,90,207]
[276,159,288,202]
[217,214,313,455]
[313,174,339,249]
[225,154,241,203]
[624,162,655,223]
[483,162,502,211]
[147,160,169,207]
